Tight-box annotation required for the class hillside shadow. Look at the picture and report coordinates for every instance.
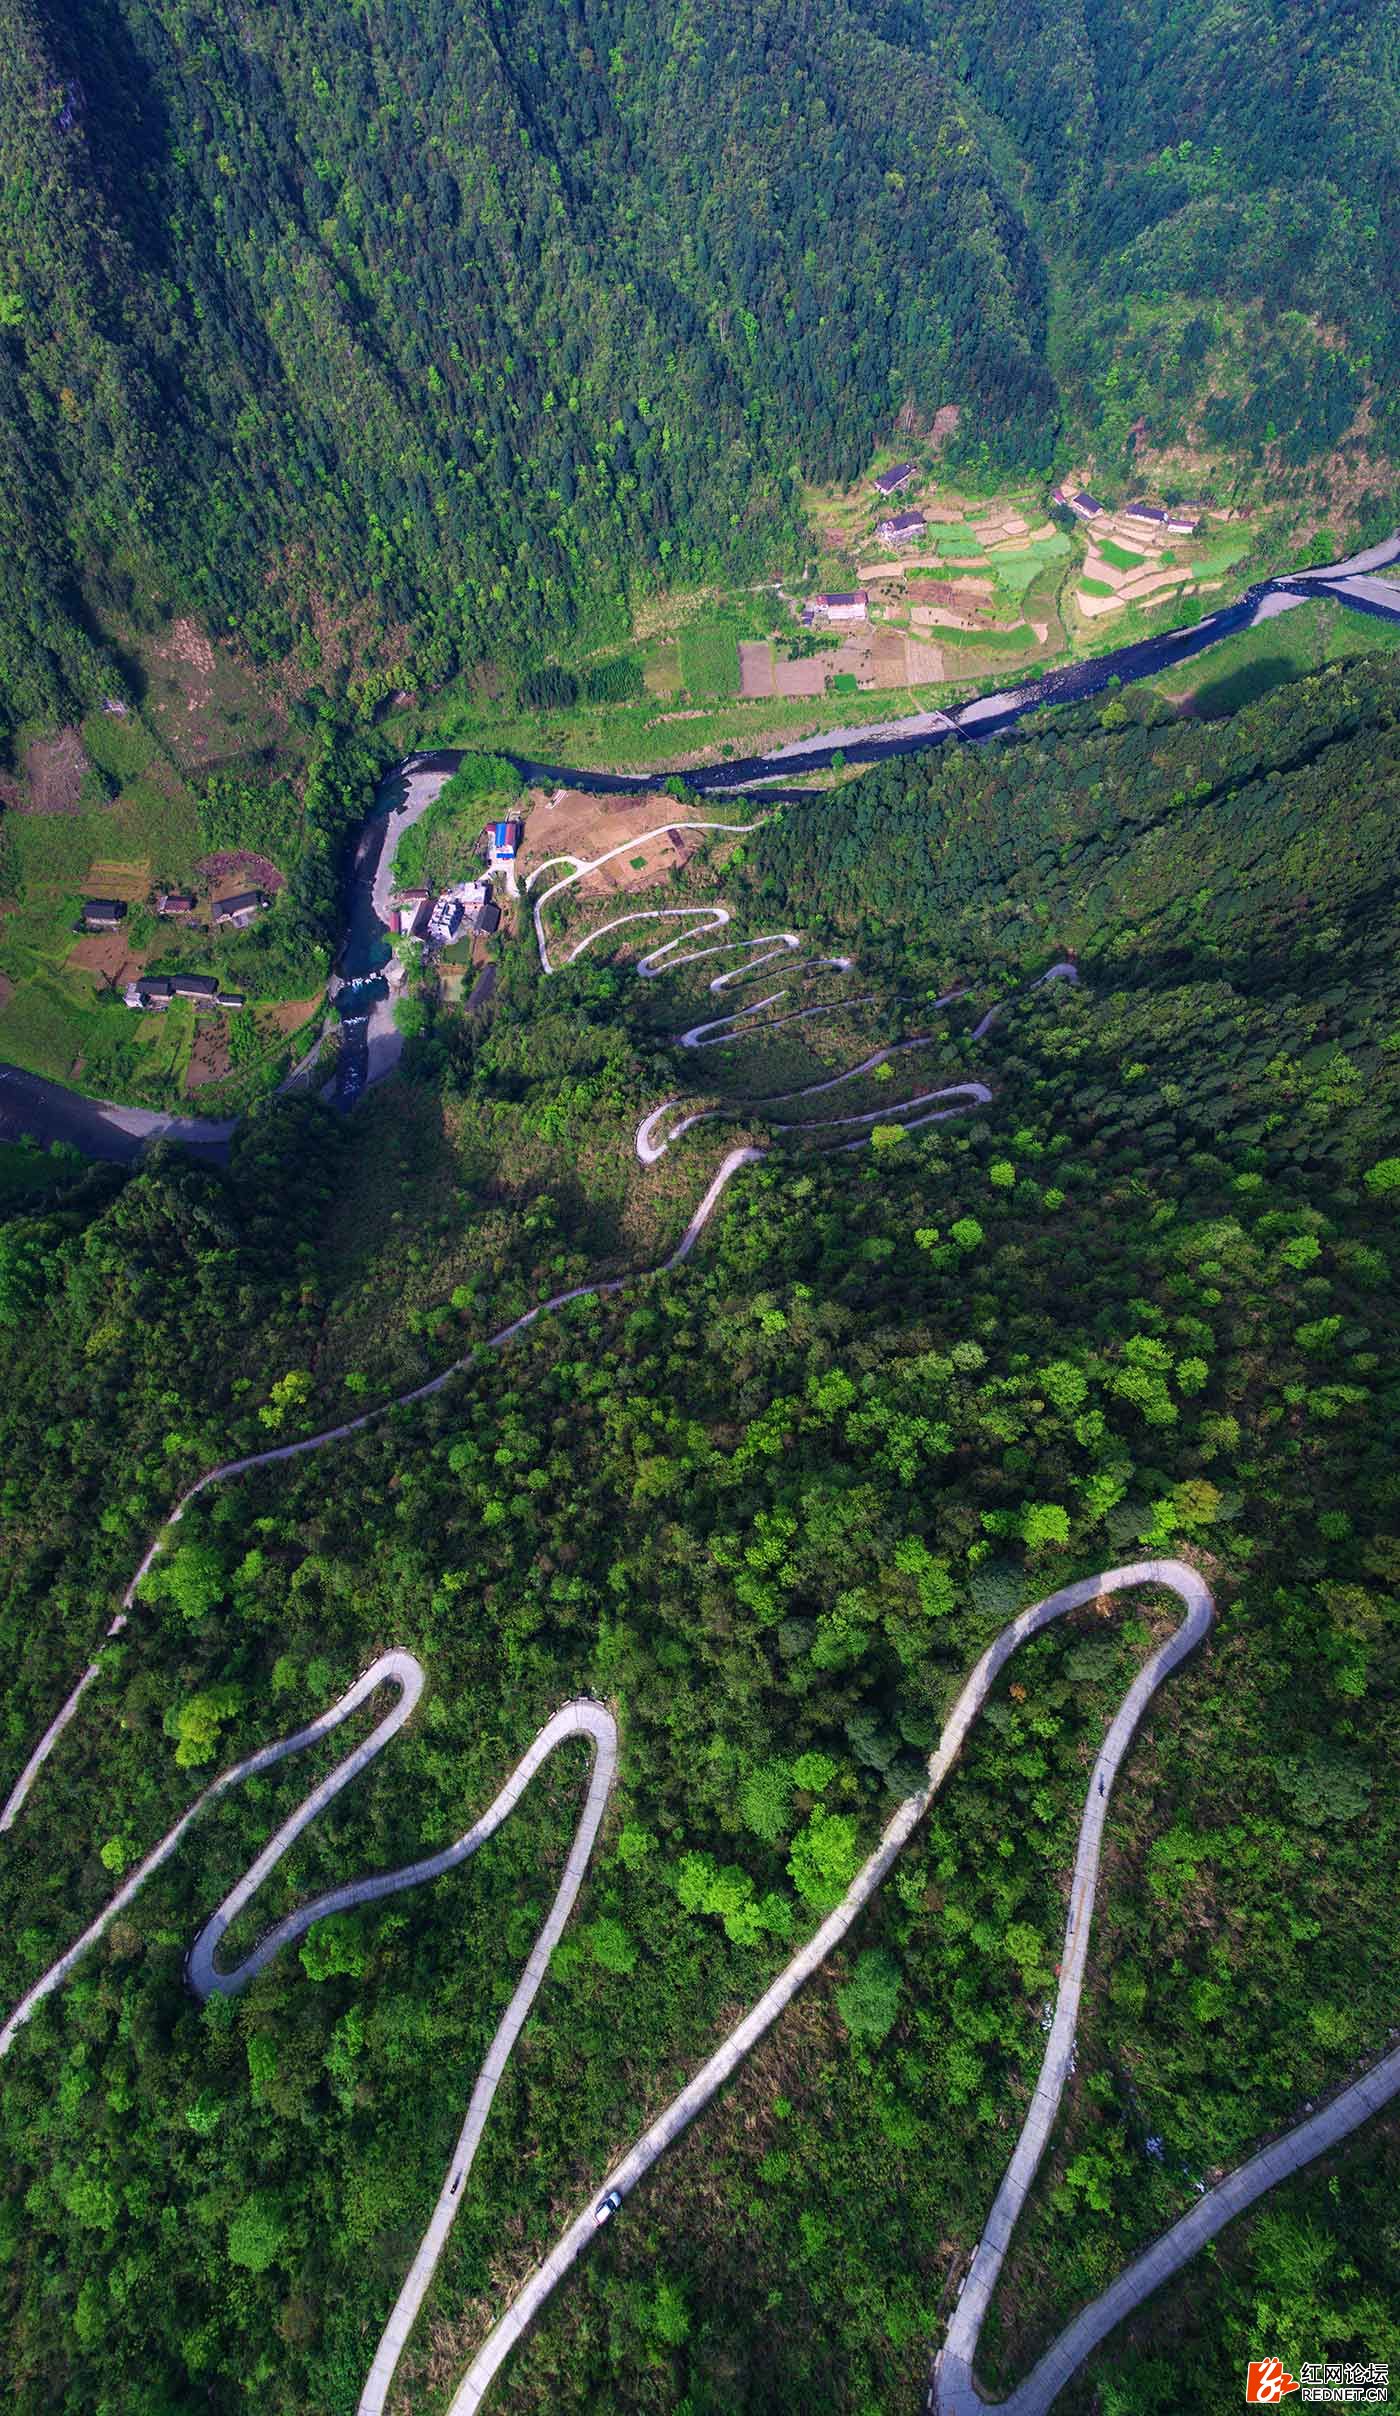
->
[1189,655,1301,718]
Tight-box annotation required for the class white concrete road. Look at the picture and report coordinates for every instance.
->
[1,1659,617,2416]
[442,1562,1213,2412]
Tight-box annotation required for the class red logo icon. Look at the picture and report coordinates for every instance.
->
[1246,2361,1301,2405]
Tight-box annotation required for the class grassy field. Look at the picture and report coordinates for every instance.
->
[1097,539,1145,572]
[676,620,742,699]
[1192,535,1254,580]
[934,621,1037,653]
[989,534,1073,598]
[1147,596,1400,715]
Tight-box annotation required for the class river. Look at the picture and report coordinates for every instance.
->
[2,537,1397,1161]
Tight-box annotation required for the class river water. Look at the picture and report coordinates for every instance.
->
[3,539,1397,1160]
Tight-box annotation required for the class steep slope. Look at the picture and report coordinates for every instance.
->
[3,0,1397,745]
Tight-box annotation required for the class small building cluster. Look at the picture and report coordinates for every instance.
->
[394,876,500,949]
[1055,484,1201,536]
[124,973,245,1013]
[876,509,927,547]
[82,887,270,935]
[872,461,916,498]
[802,590,869,626]
[1125,499,1201,535]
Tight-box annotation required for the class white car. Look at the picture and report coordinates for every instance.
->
[594,2190,623,2227]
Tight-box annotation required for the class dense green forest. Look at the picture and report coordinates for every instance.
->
[1,0,1396,745]
[0,656,1397,2411]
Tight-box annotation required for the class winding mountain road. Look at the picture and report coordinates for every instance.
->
[7,816,1400,2411]
[1,1659,617,2416]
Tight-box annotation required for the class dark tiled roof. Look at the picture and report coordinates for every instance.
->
[874,461,915,494]
[171,973,219,997]
[212,889,268,918]
[474,900,502,933]
[82,898,124,919]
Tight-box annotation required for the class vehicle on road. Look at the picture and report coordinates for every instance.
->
[594,2189,623,2227]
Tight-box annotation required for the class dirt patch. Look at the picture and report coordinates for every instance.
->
[264,995,322,1038]
[867,629,911,688]
[69,931,149,990]
[738,641,775,699]
[184,1014,232,1092]
[913,605,994,632]
[773,655,829,698]
[518,789,678,877]
[905,638,946,683]
[1119,567,1192,603]
[15,727,88,814]
[195,851,287,893]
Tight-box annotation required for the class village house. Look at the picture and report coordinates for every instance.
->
[427,895,465,945]
[802,591,869,626]
[473,898,501,935]
[211,889,269,929]
[489,818,523,862]
[1125,501,1168,528]
[124,970,245,1012]
[876,510,927,546]
[390,888,432,938]
[81,898,125,931]
[1167,509,1202,536]
[156,891,197,917]
[1054,487,1104,522]
[873,462,915,497]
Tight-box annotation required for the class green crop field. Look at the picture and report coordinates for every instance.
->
[932,621,1036,653]
[677,621,741,698]
[1079,577,1115,598]
[988,535,1073,597]
[1098,539,1145,571]
[1192,536,1253,579]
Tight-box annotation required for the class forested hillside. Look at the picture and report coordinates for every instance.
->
[2,0,1396,744]
[0,659,1397,2412]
